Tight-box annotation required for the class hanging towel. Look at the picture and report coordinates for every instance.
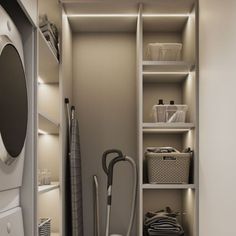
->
[69,117,84,236]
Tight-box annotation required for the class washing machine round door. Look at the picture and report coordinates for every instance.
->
[0,37,28,165]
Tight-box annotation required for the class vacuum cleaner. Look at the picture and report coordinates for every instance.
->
[102,149,137,236]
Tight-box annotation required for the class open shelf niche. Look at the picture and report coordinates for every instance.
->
[143,189,196,236]
[137,3,198,236]
[37,0,62,235]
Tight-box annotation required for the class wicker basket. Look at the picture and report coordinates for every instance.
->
[146,152,191,184]
[38,218,51,236]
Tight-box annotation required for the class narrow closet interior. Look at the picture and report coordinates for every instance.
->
[36,0,198,235]
[37,0,62,235]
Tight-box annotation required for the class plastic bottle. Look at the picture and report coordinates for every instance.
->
[156,99,166,122]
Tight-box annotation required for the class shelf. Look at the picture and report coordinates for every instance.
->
[51,233,59,236]
[142,184,195,190]
[143,71,189,83]
[38,29,59,83]
[38,182,60,194]
[62,0,194,15]
[38,113,60,134]
[143,15,188,32]
[143,123,194,133]
[143,61,194,72]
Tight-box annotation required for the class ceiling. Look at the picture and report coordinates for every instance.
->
[61,0,195,33]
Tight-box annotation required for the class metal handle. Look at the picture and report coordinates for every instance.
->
[65,98,71,147]
[102,149,123,175]
[71,106,75,120]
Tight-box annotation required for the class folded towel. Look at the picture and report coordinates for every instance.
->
[144,207,184,236]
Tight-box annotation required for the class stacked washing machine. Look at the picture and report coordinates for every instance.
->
[0,5,28,236]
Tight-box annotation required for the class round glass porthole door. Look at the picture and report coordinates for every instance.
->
[0,42,28,165]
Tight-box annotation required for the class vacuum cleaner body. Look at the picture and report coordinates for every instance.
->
[102,149,137,236]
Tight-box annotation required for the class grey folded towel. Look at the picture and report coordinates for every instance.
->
[144,207,184,236]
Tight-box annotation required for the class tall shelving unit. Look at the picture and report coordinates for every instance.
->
[37,0,62,235]
[137,2,198,236]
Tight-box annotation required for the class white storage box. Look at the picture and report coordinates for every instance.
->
[146,151,191,184]
[152,104,188,123]
[147,43,182,61]
[166,105,188,123]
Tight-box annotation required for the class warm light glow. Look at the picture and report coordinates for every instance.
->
[143,128,191,133]
[143,72,189,75]
[67,14,189,18]
[142,14,190,18]
[38,77,45,84]
[38,129,48,135]
[67,14,138,18]
[187,188,194,196]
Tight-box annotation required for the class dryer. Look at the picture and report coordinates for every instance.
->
[0,4,28,192]
[0,4,28,236]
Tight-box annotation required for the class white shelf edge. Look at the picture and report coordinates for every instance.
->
[38,29,59,64]
[142,71,189,75]
[143,60,192,66]
[142,123,194,133]
[38,182,60,194]
[142,184,195,190]
[142,61,195,72]
[143,122,195,129]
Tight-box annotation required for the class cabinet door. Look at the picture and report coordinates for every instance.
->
[199,0,236,235]
[17,0,37,25]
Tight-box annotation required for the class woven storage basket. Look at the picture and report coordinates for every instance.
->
[146,152,191,184]
[38,218,51,236]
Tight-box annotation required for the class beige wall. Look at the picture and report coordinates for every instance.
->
[72,32,137,236]
[200,0,236,235]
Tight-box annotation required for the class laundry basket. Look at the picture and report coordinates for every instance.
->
[146,151,191,184]
[38,218,51,236]
[147,43,182,61]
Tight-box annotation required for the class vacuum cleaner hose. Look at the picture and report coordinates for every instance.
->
[103,150,137,236]
[125,156,137,236]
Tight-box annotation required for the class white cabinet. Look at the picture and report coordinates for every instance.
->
[17,0,37,25]
[199,0,236,235]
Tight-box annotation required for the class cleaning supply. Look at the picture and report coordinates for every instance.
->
[102,149,137,236]
[153,99,166,122]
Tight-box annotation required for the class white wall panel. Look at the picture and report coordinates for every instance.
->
[199,1,236,235]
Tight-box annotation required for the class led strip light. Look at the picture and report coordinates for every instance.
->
[67,14,190,18]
